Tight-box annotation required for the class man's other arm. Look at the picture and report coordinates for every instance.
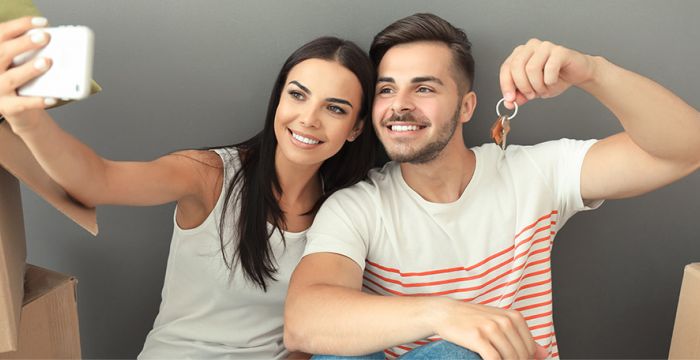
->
[284,253,545,359]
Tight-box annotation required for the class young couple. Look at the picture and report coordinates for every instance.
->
[0,12,697,360]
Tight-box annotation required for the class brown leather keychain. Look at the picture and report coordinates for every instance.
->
[490,98,518,151]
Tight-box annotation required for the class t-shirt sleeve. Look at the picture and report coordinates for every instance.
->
[303,186,375,271]
[522,138,604,229]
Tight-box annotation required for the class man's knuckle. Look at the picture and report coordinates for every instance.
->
[508,309,525,322]
[525,63,540,73]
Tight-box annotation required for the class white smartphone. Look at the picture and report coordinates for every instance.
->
[12,26,94,101]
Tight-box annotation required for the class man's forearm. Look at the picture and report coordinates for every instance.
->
[581,56,700,165]
[284,284,444,356]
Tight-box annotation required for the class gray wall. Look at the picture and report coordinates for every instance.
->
[22,1,699,358]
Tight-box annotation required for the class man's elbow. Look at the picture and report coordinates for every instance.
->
[283,324,302,352]
[283,311,308,352]
[284,294,309,352]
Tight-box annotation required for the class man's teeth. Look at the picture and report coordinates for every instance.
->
[391,125,420,132]
[292,132,320,145]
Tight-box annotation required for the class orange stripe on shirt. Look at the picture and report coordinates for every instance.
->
[365,211,557,278]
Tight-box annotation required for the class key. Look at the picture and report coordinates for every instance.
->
[492,98,518,151]
[490,115,511,150]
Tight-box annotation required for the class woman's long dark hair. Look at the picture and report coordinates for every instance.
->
[211,37,378,291]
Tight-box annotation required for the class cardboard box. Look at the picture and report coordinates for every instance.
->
[0,167,26,353]
[0,122,97,355]
[669,263,700,359]
[0,265,80,359]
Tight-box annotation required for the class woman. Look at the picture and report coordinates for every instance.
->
[0,16,378,359]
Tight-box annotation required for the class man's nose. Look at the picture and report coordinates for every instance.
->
[391,92,415,115]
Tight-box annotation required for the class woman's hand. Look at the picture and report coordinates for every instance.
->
[0,16,55,133]
[499,38,598,110]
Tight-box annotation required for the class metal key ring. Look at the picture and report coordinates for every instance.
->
[496,98,518,121]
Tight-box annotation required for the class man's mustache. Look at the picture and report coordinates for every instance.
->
[380,112,430,127]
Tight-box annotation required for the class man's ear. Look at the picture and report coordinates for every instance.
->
[459,91,477,124]
[347,119,365,142]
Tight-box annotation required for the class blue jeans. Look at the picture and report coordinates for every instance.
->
[311,340,482,359]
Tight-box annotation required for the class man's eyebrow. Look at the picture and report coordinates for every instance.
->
[376,76,444,85]
[412,76,444,85]
[289,80,311,94]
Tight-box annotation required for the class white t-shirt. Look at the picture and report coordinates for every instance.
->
[303,139,603,360]
[139,148,307,360]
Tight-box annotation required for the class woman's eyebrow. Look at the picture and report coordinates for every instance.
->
[326,97,353,108]
[289,80,311,94]
[289,80,353,108]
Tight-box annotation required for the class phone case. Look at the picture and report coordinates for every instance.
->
[12,26,94,100]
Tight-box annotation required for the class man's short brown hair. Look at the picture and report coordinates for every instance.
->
[370,13,475,93]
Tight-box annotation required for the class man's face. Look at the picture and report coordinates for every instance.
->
[372,41,464,164]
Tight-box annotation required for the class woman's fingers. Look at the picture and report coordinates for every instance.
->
[0,16,47,42]
[0,56,52,94]
[0,57,55,117]
[0,95,54,118]
[0,29,51,69]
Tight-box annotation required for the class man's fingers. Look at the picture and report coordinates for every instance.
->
[535,344,549,360]
[508,46,537,101]
[0,16,47,42]
[499,59,516,105]
[543,53,562,87]
[525,46,552,97]
[482,321,518,360]
[505,309,537,357]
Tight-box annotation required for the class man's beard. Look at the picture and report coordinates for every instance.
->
[379,106,461,164]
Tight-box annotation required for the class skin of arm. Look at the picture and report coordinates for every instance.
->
[285,253,544,359]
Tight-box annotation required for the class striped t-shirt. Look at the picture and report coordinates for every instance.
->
[303,138,603,359]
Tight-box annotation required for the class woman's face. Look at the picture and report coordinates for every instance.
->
[274,58,363,168]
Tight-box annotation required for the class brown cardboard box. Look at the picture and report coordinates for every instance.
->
[0,123,97,354]
[669,263,700,359]
[0,167,26,353]
[0,265,80,359]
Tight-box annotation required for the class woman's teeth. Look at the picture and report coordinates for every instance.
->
[292,132,320,145]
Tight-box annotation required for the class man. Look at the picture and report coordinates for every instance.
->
[284,13,700,360]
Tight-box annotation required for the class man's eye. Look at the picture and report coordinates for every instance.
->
[417,87,433,93]
[289,90,304,100]
[328,105,347,115]
[377,88,393,95]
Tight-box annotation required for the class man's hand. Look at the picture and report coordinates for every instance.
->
[286,253,549,360]
[432,297,548,360]
[499,38,597,110]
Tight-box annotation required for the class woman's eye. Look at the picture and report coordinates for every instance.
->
[289,90,304,100]
[328,105,347,115]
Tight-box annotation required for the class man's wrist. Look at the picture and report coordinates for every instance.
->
[578,55,615,94]
[421,296,454,335]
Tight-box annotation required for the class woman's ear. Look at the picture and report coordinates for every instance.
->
[347,120,364,142]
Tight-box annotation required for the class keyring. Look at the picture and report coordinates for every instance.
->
[496,98,518,121]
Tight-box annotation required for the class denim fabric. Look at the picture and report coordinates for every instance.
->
[310,340,482,360]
